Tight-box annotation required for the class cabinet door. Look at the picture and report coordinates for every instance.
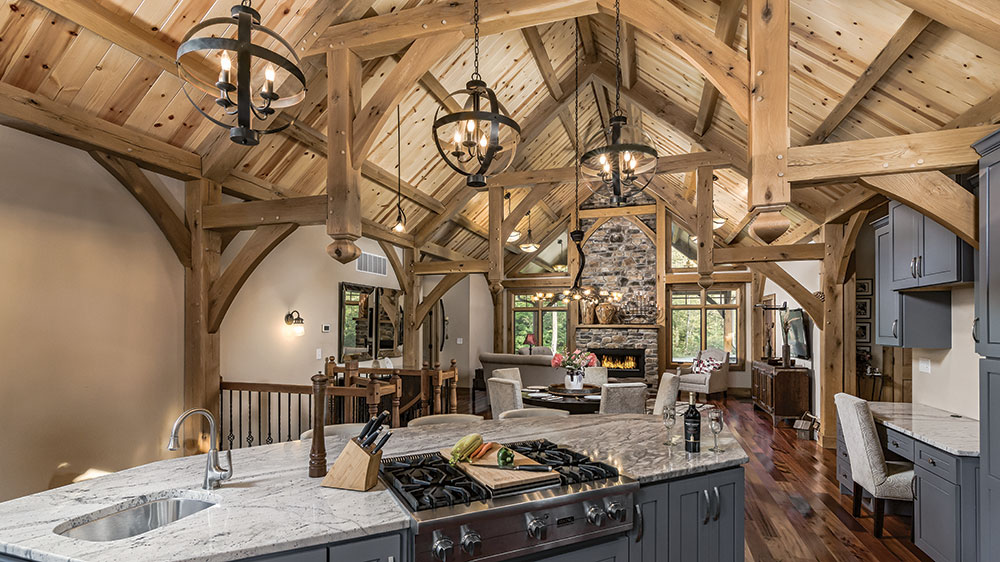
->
[890,202,921,290]
[631,482,668,562]
[668,474,716,562]
[916,467,961,562]
[327,533,401,562]
[875,223,902,346]
[542,536,629,562]
[978,154,1000,356]
[919,215,961,286]
[710,468,745,562]
[247,547,327,562]
[982,360,1000,482]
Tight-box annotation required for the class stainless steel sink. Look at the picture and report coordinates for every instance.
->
[56,497,216,542]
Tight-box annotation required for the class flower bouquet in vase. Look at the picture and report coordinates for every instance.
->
[552,349,598,390]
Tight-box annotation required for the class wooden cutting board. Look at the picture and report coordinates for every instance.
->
[440,443,561,491]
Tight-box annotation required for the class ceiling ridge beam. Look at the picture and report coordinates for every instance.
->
[804,10,932,146]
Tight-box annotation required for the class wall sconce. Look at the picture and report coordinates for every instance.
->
[284,310,305,337]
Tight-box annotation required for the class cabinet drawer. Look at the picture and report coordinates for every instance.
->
[837,457,853,490]
[837,441,850,464]
[885,428,914,460]
[915,442,959,483]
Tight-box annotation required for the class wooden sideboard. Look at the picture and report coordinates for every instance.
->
[750,361,811,427]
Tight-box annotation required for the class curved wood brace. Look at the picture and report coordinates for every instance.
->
[414,273,467,328]
[207,223,299,333]
[582,216,611,244]
[747,261,824,326]
[600,0,750,124]
[378,241,407,294]
[623,214,656,242]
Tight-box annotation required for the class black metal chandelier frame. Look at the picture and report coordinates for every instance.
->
[176,0,306,146]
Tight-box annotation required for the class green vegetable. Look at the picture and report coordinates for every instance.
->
[497,447,515,467]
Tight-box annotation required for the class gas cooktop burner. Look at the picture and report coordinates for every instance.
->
[381,453,490,512]
[505,440,619,484]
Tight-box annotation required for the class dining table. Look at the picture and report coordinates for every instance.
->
[521,390,601,414]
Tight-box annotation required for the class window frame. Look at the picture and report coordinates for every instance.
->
[666,282,746,370]
[507,289,570,354]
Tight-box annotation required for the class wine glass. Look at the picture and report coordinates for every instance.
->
[662,407,679,448]
[708,409,724,453]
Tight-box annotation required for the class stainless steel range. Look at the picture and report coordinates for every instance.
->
[380,439,638,562]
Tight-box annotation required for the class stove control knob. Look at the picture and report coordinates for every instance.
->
[606,500,627,522]
[585,502,607,527]
[460,525,482,555]
[431,530,454,561]
[525,514,547,540]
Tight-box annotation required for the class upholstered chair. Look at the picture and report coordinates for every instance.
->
[677,348,730,399]
[407,414,484,427]
[498,408,569,420]
[299,422,368,441]
[583,366,609,386]
[599,382,648,414]
[490,367,523,387]
[834,393,915,538]
[488,377,524,419]
[517,346,553,356]
[649,373,681,416]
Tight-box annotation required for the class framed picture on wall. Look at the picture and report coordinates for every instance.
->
[856,323,871,344]
[857,278,873,296]
[856,297,872,320]
[857,345,871,354]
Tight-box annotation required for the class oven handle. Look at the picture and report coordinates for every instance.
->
[634,504,644,543]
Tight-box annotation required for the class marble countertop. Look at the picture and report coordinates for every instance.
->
[0,414,747,562]
[868,402,979,457]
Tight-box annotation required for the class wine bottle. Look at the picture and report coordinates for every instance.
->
[684,392,701,453]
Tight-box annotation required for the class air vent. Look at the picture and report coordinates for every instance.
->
[356,251,388,276]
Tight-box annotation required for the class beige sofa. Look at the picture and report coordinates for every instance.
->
[478,352,564,388]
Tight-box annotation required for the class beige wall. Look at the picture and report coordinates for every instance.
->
[0,127,185,501]
[426,274,494,388]
[219,227,402,385]
[911,287,980,419]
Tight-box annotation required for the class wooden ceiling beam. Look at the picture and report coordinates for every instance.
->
[488,151,733,188]
[837,210,869,282]
[412,260,490,275]
[308,0,600,59]
[944,89,1000,129]
[0,82,200,179]
[858,171,977,248]
[693,0,745,137]
[598,0,750,124]
[804,11,931,145]
[893,0,998,49]
[421,241,476,262]
[787,124,995,183]
[823,185,886,224]
[747,0,789,211]
[522,27,564,100]
[505,215,570,276]
[714,243,825,264]
[503,183,561,242]
[577,17,598,63]
[620,22,638,89]
[413,182,477,247]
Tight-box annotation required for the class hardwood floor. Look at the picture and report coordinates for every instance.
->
[457,389,933,562]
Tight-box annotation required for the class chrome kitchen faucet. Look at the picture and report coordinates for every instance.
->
[167,408,233,490]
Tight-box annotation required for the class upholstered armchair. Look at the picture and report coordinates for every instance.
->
[677,348,730,399]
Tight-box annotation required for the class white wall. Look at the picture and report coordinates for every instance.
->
[425,274,494,387]
[911,287,980,419]
[0,127,185,501]
[219,227,401,384]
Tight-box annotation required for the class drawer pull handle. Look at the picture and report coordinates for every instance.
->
[891,440,898,447]
[702,490,712,525]
[713,487,721,521]
[927,458,936,466]
[892,319,898,338]
[910,258,916,278]
[634,504,644,543]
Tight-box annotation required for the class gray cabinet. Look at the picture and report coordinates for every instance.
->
[887,201,973,292]
[249,547,327,562]
[535,536,629,562]
[630,482,668,562]
[911,442,980,562]
[666,468,744,562]
[874,216,952,348]
[327,533,401,562]
[975,130,1000,357]
[981,359,1000,561]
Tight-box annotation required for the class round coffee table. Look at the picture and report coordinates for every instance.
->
[522,394,601,414]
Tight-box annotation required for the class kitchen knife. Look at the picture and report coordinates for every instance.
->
[477,464,555,472]
[357,417,377,440]
[361,429,381,448]
[371,432,391,453]
[368,410,390,435]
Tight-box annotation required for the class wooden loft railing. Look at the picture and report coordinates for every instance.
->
[218,359,460,450]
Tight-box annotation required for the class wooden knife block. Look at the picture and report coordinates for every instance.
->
[320,437,382,492]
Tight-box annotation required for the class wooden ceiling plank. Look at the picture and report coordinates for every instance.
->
[600,0,750,124]
[803,11,932,146]
[943,89,1000,129]
[0,81,200,179]
[893,0,998,49]
[693,0,744,137]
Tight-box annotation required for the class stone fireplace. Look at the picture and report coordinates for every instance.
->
[591,347,645,379]
[575,327,658,381]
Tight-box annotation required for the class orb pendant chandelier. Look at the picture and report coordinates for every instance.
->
[580,0,657,205]
[176,0,306,146]
[431,0,520,189]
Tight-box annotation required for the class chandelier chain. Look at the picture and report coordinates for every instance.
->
[613,0,623,116]
[472,0,481,80]
[574,16,580,229]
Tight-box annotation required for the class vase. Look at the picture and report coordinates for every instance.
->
[564,370,584,390]
[595,303,617,324]
[782,344,791,367]
[579,300,596,324]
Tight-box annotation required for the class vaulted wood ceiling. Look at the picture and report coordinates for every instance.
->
[1,0,998,266]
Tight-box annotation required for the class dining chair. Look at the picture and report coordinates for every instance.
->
[408,414,484,427]
[583,366,608,386]
[299,422,369,441]
[487,377,524,419]
[490,367,523,387]
[649,373,681,416]
[599,382,648,414]
[498,408,569,419]
[834,393,914,538]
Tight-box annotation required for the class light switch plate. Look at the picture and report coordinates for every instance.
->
[456,337,464,345]
[918,358,931,374]
[316,348,323,360]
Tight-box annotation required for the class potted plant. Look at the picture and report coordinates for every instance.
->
[551,349,599,390]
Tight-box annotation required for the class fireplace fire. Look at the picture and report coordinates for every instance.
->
[590,348,645,378]
[601,355,637,370]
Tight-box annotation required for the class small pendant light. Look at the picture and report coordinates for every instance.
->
[393,105,406,233]
[518,211,539,253]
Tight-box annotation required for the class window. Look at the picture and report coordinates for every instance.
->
[668,284,744,368]
[509,291,568,354]
[670,223,697,270]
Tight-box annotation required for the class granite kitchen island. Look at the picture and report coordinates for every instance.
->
[0,414,749,562]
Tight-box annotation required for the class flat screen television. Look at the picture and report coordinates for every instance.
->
[780,308,811,360]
